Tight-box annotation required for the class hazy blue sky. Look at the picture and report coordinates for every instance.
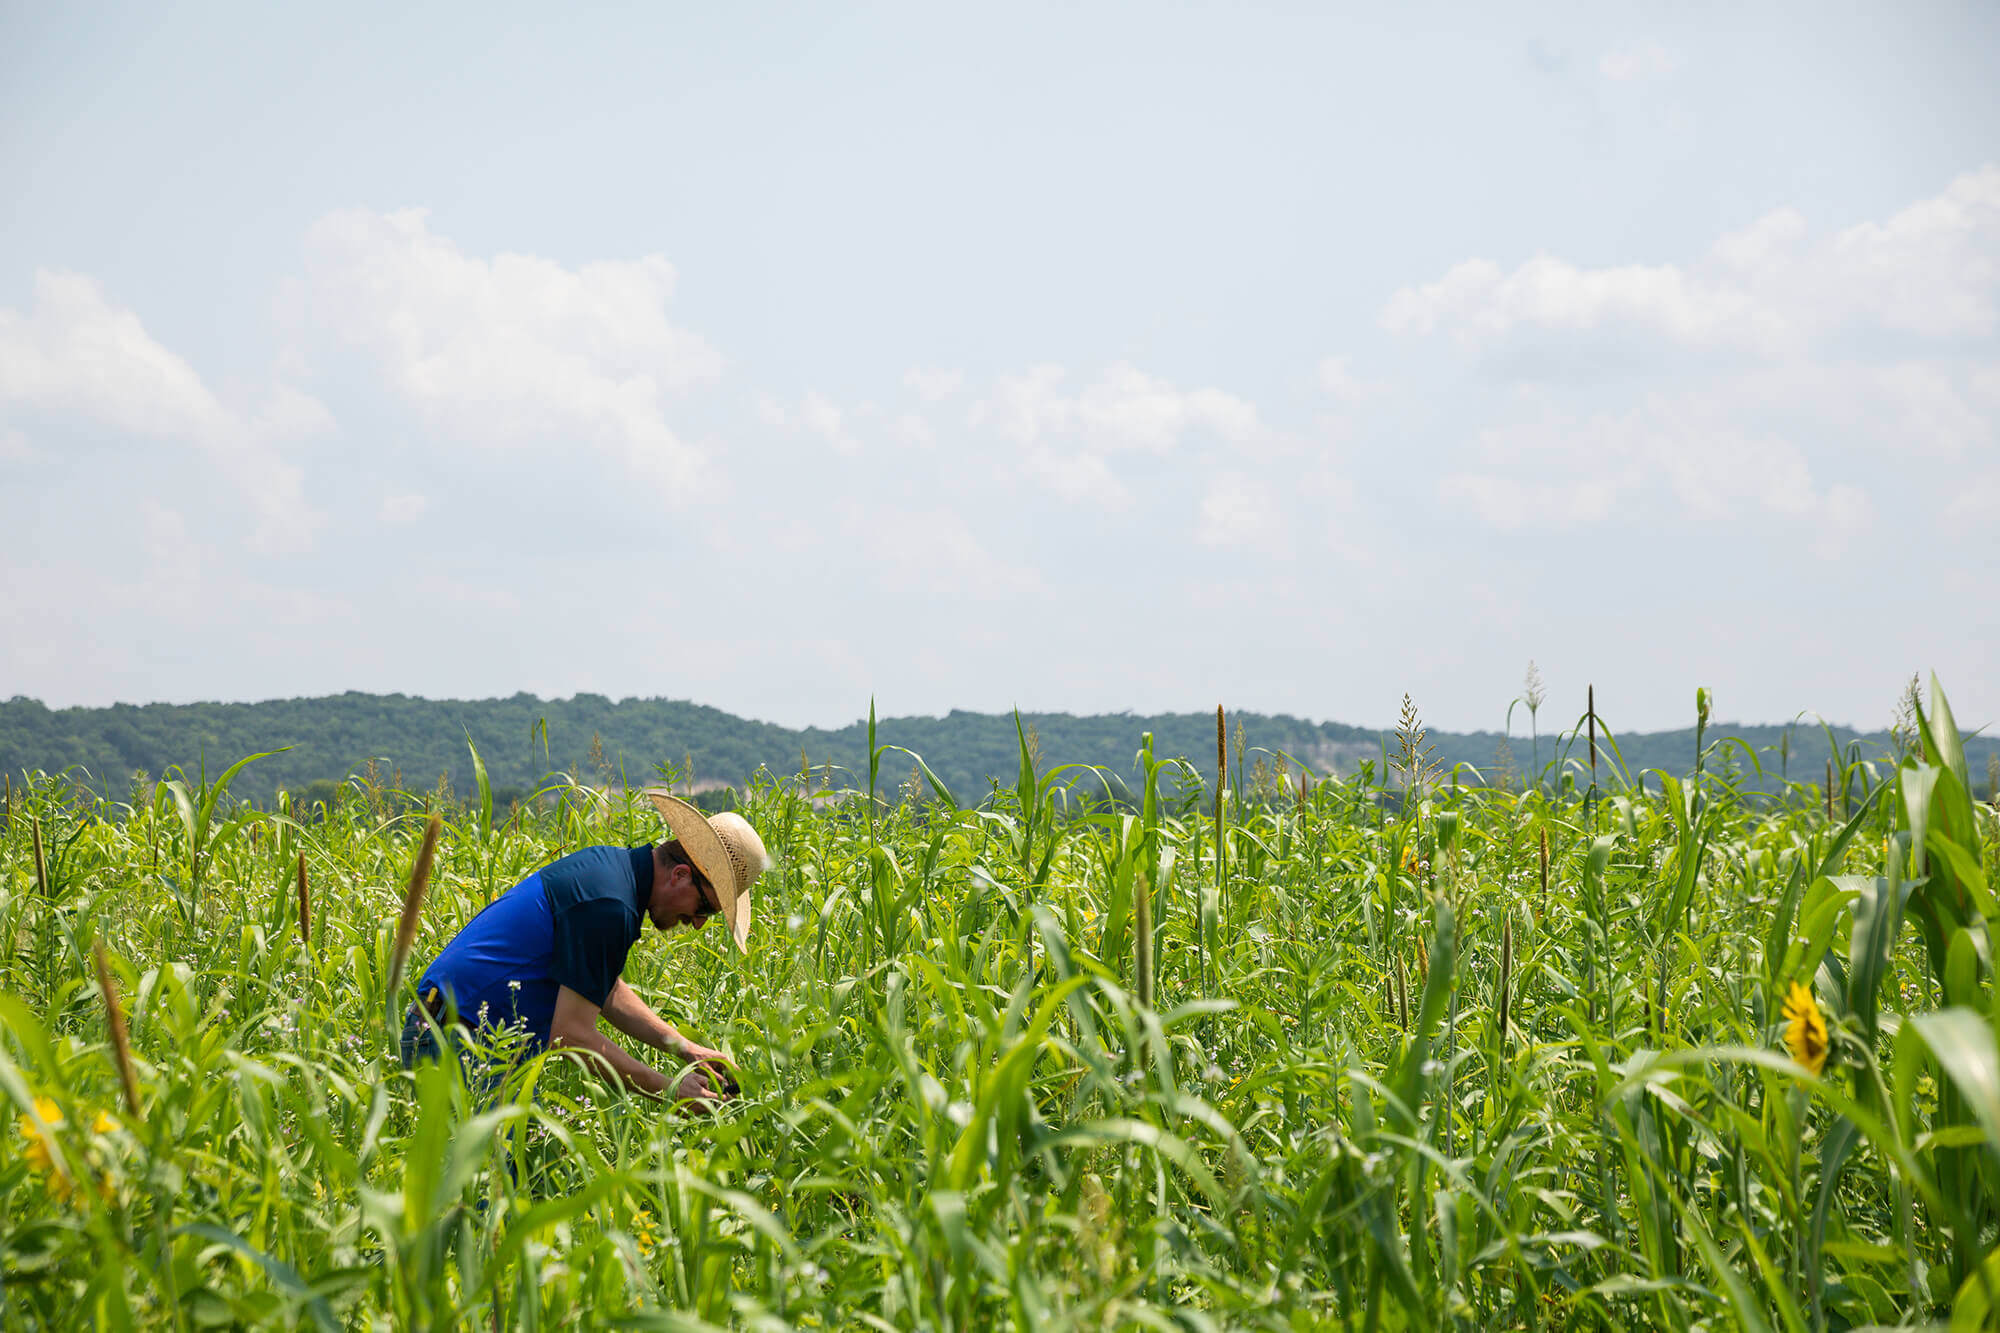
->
[3,2,1996,735]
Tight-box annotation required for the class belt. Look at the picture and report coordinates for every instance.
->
[409,985,459,1027]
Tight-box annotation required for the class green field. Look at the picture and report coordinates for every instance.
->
[2,681,1996,1329]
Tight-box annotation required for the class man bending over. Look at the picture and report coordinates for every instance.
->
[404,790,769,1108]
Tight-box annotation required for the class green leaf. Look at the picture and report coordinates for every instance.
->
[467,734,493,836]
[1040,1117,1229,1211]
[1922,672,1973,797]
[1846,860,1911,1041]
[1663,1189,1775,1333]
[1908,1009,2000,1178]
[1814,777,1888,881]
[1013,708,1037,816]
[195,748,292,846]
[1928,827,1995,919]
[1808,1117,1860,1325]
[1902,764,1943,878]
[1949,1243,2000,1333]
[176,1223,338,1332]
[472,1174,626,1305]
[879,745,960,812]
[1392,892,1457,1127]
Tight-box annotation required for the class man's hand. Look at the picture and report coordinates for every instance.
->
[678,1038,733,1068]
[672,1064,728,1114]
[676,1041,739,1097]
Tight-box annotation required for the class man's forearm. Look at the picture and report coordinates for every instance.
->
[551,1024,669,1098]
[603,980,690,1055]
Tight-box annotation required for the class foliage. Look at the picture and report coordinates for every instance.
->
[1,679,1997,1327]
[8,690,1994,811]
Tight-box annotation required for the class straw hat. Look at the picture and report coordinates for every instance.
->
[643,789,771,953]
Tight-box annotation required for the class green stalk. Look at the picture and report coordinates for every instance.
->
[1215,705,1227,915]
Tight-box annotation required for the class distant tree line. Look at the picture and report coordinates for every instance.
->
[3,690,1992,810]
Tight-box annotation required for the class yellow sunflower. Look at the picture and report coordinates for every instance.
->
[1782,981,1828,1077]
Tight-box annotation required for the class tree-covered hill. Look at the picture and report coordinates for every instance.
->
[2,691,1992,808]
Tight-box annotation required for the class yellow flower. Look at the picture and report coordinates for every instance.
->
[15,1097,72,1198]
[17,1097,60,1166]
[1783,981,1828,1077]
[92,1112,118,1136]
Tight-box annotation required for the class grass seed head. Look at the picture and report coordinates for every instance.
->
[1213,705,1228,798]
[32,815,48,898]
[388,814,442,999]
[1134,869,1154,1011]
[93,942,142,1121]
[1394,954,1409,1031]
[1587,684,1598,784]
[295,851,311,949]
[1538,826,1549,916]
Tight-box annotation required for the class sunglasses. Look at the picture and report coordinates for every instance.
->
[690,868,722,919]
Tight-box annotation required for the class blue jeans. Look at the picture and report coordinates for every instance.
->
[401,1007,523,1188]
[399,1008,512,1105]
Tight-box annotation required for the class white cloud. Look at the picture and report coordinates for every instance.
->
[0,426,33,462]
[1382,253,1776,349]
[1729,361,1993,458]
[968,364,1069,445]
[379,493,429,523]
[971,362,1266,453]
[969,361,1276,505]
[892,412,934,447]
[754,390,863,453]
[300,208,720,497]
[1080,363,1264,451]
[1441,397,1877,553]
[412,572,520,615]
[138,501,204,614]
[1196,472,1289,554]
[1818,170,2000,337]
[1812,485,1874,560]
[841,501,1040,600]
[1438,473,1624,529]
[1598,40,1678,82]
[0,270,325,550]
[1970,362,2000,411]
[799,391,860,455]
[1382,167,2000,354]
[903,367,964,402]
[1392,171,1997,560]
[1942,470,2000,530]
[1317,356,1378,403]
[0,273,228,438]
[1024,447,1128,508]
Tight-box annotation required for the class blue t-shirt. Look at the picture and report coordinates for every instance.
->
[416,845,653,1048]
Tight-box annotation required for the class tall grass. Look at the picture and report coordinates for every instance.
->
[0,678,1995,1328]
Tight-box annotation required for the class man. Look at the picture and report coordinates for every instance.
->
[403,789,770,1108]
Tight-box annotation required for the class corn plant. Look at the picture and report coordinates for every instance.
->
[1,680,1996,1327]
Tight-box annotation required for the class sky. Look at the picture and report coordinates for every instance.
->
[2,2,1996,736]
